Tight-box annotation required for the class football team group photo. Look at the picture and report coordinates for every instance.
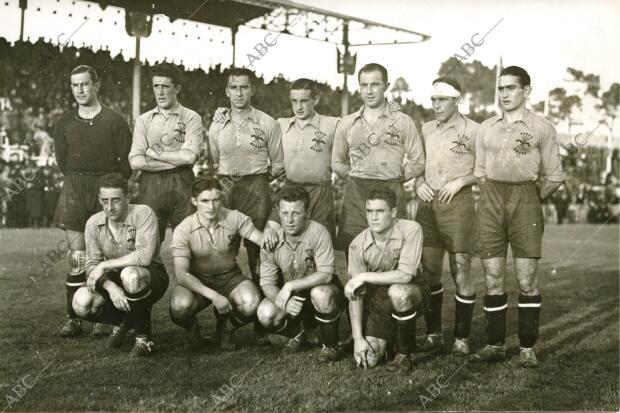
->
[0,0,618,412]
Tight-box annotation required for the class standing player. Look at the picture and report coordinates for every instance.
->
[72,173,169,357]
[345,188,429,372]
[54,65,132,337]
[169,178,275,351]
[129,63,203,242]
[332,63,425,255]
[208,67,284,344]
[415,77,479,356]
[257,186,344,362]
[471,66,564,367]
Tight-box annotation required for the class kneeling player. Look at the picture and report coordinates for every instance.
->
[257,186,344,363]
[169,177,275,351]
[345,188,429,372]
[73,173,169,357]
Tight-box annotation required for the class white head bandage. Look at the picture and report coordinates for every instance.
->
[431,82,461,98]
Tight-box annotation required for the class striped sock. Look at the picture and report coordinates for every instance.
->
[483,293,508,346]
[424,283,444,335]
[66,272,86,319]
[454,293,476,339]
[392,308,417,355]
[127,288,152,336]
[315,308,341,347]
[518,294,541,348]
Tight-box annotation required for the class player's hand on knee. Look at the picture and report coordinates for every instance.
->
[108,284,130,312]
[285,296,303,317]
[416,180,435,202]
[87,265,105,293]
[354,337,376,370]
[344,277,365,301]
[213,294,232,314]
[213,107,229,123]
[275,284,292,310]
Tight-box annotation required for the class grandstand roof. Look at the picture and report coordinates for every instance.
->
[93,0,430,45]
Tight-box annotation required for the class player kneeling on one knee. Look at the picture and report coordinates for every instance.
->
[73,173,169,358]
[345,188,430,372]
[258,186,344,363]
[168,177,278,351]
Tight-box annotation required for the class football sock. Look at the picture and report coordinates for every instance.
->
[65,272,86,319]
[229,307,254,329]
[392,308,417,355]
[454,293,476,339]
[273,317,302,338]
[484,293,508,346]
[315,308,341,347]
[424,283,443,335]
[518,294,541,348]
[169,308,196,330]
[126,287,152,336]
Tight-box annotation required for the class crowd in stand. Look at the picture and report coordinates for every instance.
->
[0,38,617,228]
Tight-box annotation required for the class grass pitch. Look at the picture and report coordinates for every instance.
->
[0,223,618,412]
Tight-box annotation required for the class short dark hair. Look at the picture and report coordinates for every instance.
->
[500,66,531,88]
[226,67,255,87]
[290,78,319,97]
[71,65,98,83]
[192,177,222,198]
[366,188,397,209]
[151,63,182,86]
[278,186,310,211]
[99,173,128,195]
[358,63,389,84]
[432,76,462,93]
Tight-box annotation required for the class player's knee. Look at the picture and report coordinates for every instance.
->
[72,287,94,318]
[120,266,150,294]
[236,291,260,316]
[256,299,278,327]
[517,279,539,296]
[310,285,338,312]
[388,284,417,311]
[169,291,194,319]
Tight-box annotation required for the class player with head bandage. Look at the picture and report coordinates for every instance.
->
[72,173,169,357]
[415,77,480,356]
[53,65,133,338]
[346,188,430,372]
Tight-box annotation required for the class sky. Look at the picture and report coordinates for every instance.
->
[0,0,619,106]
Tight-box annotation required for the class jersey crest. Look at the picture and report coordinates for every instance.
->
[127,227,136,251]
[304,248,316,271]
[450,134,470,155]
[384,124,402,147]
[250,127,267,149]
[514,132,533,155]
[310,131,327,152]
[173,121,186,143]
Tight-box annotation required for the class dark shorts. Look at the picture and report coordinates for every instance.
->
[473,180,544,258]
[219,173,272,233]
[269,179,336,241]
[100,262,170,306]
[364,282,430,342]
[284,277,344,321]
[134,168,195,240]
[198,267,250,299]
[54,173,102,232]
[336,177,406,251]
[416,187,475,252]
